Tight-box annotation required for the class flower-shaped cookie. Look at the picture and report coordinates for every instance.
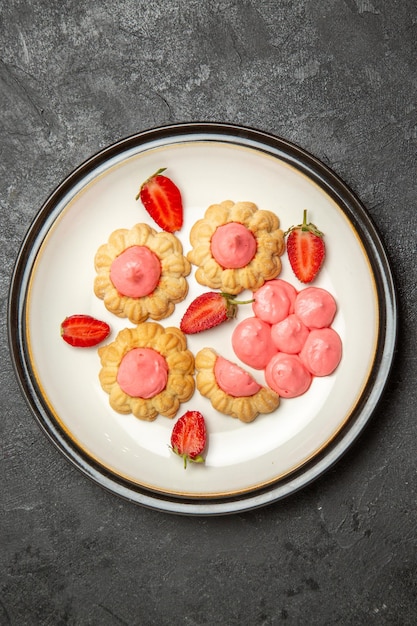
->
[195,348,279,423]
[94,223,190,324]
[187,200,285,295]
[98,323,195,421]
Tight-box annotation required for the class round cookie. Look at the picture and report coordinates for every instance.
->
[187,200,285,295]
[195,348,279,423]
[94,223,190,324]
[98,322,195,421]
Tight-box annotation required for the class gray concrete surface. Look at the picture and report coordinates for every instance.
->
[1,1,416,624]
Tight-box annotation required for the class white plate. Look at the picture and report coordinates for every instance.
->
[8,123,397,514]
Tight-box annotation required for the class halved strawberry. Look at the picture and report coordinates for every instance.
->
[136,167,183,232]
[170,410,207,469]
[285,210,325,283]
[180,292,253,334]
[60,315,110,347]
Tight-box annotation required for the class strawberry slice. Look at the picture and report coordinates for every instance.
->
[136,167,183,232]
[285,210,325,283]
[170,410,207,469]
[60,315,110,348]
[180,292,253,334]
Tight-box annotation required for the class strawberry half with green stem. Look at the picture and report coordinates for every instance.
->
[180,291,254,334]
[170,410,207,469]
[61,315,110,347]
[285,210,325,283]
[136,167,183,232]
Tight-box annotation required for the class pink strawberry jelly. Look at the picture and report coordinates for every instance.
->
[299,328,342,376]
[265,353,312,398]
[110,245,161,298]
[214,356,262,397]
[232,317,276,369]
[210,222,257,269]
[253,279,298,324]
[117,347,168,398]
[271,314,310,354]
[294,287,336,329]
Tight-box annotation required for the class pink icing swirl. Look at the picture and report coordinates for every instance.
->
[232,317,277,370]
[253,279,298,324]
[214,356,262,397]
[210,222,257,269]
[110,245,161,298]
[117,347,168,398]
[294,287,336,329]
[265,353,312,398]
[299,328,342,376]
[271,314,309,354]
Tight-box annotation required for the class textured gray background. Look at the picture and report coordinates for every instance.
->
[1,1,416,624]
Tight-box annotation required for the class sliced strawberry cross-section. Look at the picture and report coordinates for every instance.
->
[60,314,110,348]
[285,210,325,283]
[170,410,207,469]
[136,167,183,233]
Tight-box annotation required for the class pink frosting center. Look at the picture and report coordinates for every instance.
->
[211,222,257,269]
[214,356,262,397]
[117,347,168,398]
[110,245,161,298]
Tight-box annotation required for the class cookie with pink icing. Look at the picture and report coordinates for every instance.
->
[195,348,279,422]
[98,322,194,421]
[94,223,190,324]
[187,200,285,295]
